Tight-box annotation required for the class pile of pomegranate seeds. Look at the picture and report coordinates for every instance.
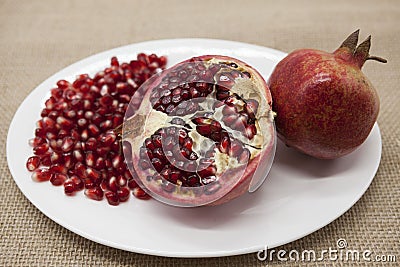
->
[26,53,167,206]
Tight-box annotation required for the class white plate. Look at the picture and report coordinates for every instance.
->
[7,39,381,258]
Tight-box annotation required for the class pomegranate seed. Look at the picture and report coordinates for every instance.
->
[238,149,250,164]
[96,146,110,156]
[46,132,57,140]
[233,114,249,130]
[61,136,75,152]
[57,79,70,89]
[219,134,231,153]
[117,175,127,187]
[99,94,113,107]
[54,101,68,111]
[182,138,193,150]
[94,157,105,170]
[84,138,97,151]
[40,108,50,117]
[70,175,84,191]
[57,129,69,139]
[86,167,101,181]
[223,114,237,126]
[112,114,123,128]
[51,88,64,99]
[137,53,149,64]
[64,110,77,120]
[110,140,120,152]
[33,143,49,155]
[183,174,197,186]
[245,124,257,139]
[85,187,104,201]
[112,155,123,169]
[105,191,119,205]
[84,179,96,189]
[41,154,52,166]
[34,127,46,138]
[198,166,217,178]
[128,178,138,189]
[73,150,84,162]
[92,113,104,126]
[50,151,63,164]
[71,129,80,141]
[229,140,243,157]
[85,151,95,167]
[100,179,109,191]
[48,139,59,151]
[56,116,73,130]
[74,141,82,150]
[99,120,112,131]
[222,105,237,116]
[50,173,67,186]
[111,56,119,67]
[42,117,56,129]
[117,187,130,202]
[49,164,67,174]
[97,107,108,116]
[31,169,52,182]
[118,94,131,103]
[88,124,100,137]
[196,125,212,137]
[77,118,88,128]
[108,176,119,192]
[64,154,74,169]
[132,187,151,200]
[244,99,259,115]
[99,132,116,146]
[84,111,94,120]
[105,158,112,169]
[75,162,87,178]
[81,129,89,141]
[149,158,163,172]
[26,156,40,171]
[169,170,180,183]
[64,180,76,195]
[29,137,46,147]
[45,97,57,109]
[123,168,134,179]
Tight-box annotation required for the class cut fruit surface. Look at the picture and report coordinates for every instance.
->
[123,55,276,207]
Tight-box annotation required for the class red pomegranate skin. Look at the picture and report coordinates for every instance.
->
[268,32,383,159]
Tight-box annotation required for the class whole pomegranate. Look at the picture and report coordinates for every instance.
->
[268,30,386,159]
[122,55,276,207]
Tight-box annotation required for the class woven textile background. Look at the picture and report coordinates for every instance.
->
[1,0,399,266]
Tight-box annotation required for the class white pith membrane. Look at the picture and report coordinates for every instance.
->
[122,57,275,207]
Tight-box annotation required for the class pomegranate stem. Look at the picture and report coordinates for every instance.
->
[366,55,387,63]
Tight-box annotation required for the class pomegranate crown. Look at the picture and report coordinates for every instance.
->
[335,29,387,68]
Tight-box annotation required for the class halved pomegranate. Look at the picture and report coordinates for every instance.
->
[122,55,276,207]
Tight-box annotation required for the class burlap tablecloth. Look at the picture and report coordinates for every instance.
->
[1,0,399,266]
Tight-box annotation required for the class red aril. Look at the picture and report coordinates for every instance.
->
[105,191,120,206]
[26,53,167,205]
[85,187,104,201]
[31,169,52,182]
[50,173,67,186]
[26,156,40,171]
